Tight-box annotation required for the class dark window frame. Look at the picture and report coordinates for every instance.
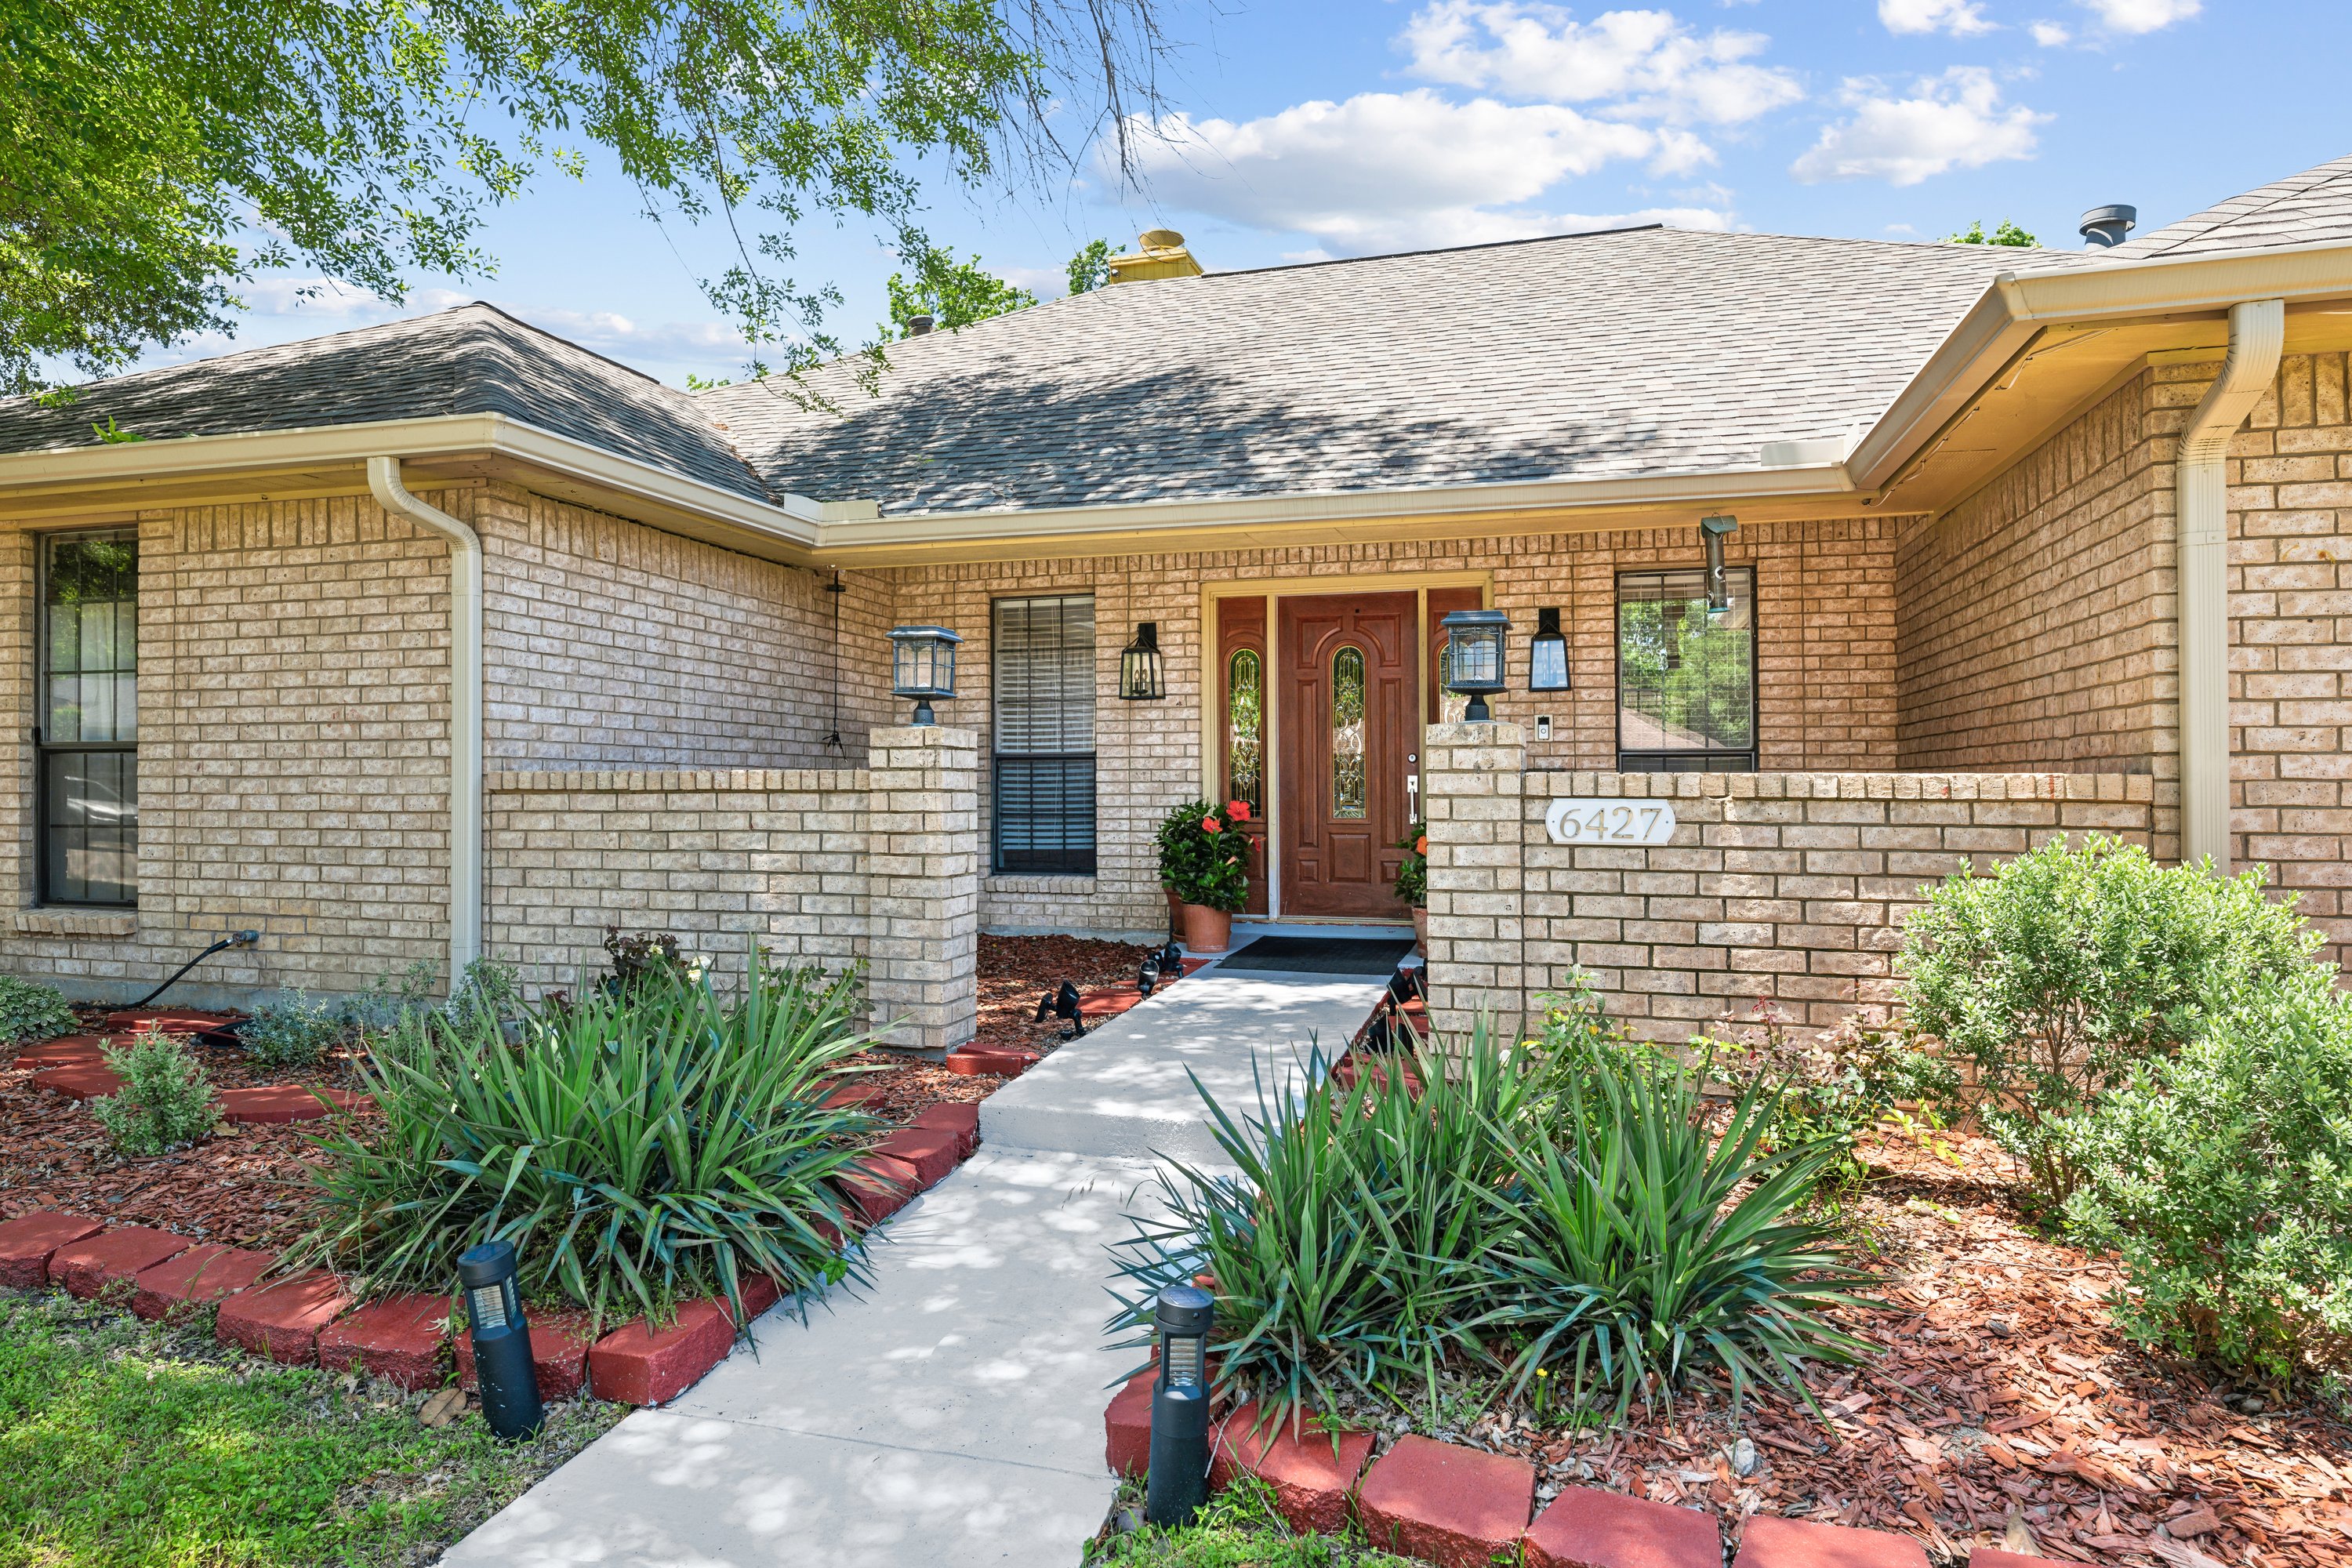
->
[990,594,1098,877]
[1612,564,1759,774]
[36,528,140,908]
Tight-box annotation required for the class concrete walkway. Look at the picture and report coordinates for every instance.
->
[441,950,1391,1568]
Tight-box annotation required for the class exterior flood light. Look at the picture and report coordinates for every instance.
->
[887,626,962,725]
[1145,1284,1215,1527]
[1120,622,1167,701]
[1439,608,1508,721]
[1701,515,1739,614]
[1528,607,1568,691]
[458,1240,544,1441]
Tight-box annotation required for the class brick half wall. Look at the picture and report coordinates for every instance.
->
[1421,722,2158,1043]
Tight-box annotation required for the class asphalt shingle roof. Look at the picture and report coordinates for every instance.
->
[2104,151,2352,260]
[0,303,771,503]
[699,227,2063,517]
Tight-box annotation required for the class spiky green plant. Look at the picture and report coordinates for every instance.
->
[294,949,879,1329]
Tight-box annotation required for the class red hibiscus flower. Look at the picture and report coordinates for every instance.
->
[1201,815,1220,834]
[1226,800,1253,822]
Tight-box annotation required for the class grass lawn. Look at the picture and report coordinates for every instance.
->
[1086,1480,1427,1567]
[0,1290,622,1566]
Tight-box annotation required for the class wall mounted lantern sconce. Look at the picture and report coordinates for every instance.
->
[887,625,962,725]
[1701,515,1739,614]
[1120,622,1167,700]
[1439,608,1508,721]
[1528,608,1569,691]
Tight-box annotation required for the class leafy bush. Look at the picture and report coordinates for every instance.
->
[1702,1005,1941,1187]
[1898,834,2314,1207]
[93,1029,219,1156]
[1392,822,1426,908]
[1157,800,1251,913]
[0,975,76,1046]
[447,956,525,1025]
[2061,971,2352,1377]
[1109,1014,1865,1425]
[240,988,343,1069]
[297,949,879,1327]
[341,958,441,1036]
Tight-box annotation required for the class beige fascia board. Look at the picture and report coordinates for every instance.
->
[1850,241,2352,489]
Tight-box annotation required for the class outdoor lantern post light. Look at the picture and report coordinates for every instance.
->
[1528,607,1569,691]
[458,1240,543,1441]
[1145,1284,1215,1526]
[887,626,962,725]
[1439,608,1508,721]
[1120,622,1167,700]
[1701,515,1739,614]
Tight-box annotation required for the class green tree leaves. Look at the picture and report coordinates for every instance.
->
[1948,219,2038,246]
[884,250,1039,338]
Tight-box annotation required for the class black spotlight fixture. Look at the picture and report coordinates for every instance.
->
[1700,515,1739,614]
[1119,622,1167,701]
[458,1240,544,1441]
[1138,951,1162,996]
[1439,608,1508,721]
[887,624,962,725]
[1031,979,1087,1040]
[1145,1284,1215,1526]
[1156,941,1185,982]
[1528,607,1569,692]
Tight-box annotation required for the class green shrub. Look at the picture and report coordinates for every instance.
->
[1156,800,1250,913]
[1392,822,1426,908]
[2061,971,2352,1378]
[1898,833,2314,1207]
[239,988,343,1069]
[296,949,878,1328]
[0,975,76,1046]
[447,956,526,1025]
[93,1029,220,1156]
[342,958,441,1035]
[1702,1007,1940,1187]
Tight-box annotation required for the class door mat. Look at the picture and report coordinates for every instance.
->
[1214,935,1417,975]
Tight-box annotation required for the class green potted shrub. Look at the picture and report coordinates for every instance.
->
[1158,800,1250,953]
[1394,821,1427,951]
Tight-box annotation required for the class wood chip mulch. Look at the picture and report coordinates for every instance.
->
[1421,1128,2352,1565]
[971,932,1163,1058]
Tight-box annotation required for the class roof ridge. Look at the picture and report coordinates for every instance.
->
[2119,151,2352,256]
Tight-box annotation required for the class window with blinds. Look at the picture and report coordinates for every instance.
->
[993,595,1097,874]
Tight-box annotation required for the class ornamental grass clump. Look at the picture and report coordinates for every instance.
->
[93,1028,220,1156]
[296,948,879,1329]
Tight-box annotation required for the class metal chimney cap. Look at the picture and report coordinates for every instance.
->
[2079,204,2138,248]
[906,313,936,336]
[1138,228,1186,250]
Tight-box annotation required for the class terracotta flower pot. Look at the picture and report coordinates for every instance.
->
[1181,902,1232,954]
[1411,906,1427,954]
[1164,887,1184,942]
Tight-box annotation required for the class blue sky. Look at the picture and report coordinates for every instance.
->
[163,0,2350,387]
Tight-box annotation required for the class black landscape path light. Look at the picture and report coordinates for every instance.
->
[1439,608,1508,721]
[459,1240,544,1440]
[887,625,962,725]
[1145,1284,1215,1526]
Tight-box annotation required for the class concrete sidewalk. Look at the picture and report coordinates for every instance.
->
[439,952,1391,1567]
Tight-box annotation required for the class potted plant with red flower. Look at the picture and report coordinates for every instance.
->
[1156,799,1252,953]
[1395,821,1428,952]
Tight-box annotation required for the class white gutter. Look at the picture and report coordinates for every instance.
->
[2175,298,2285,874]
[366,456,485,983]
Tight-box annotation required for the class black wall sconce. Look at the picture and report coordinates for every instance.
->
[1701,515,1739,613]
[1120,622,1166,700]
[1528,608,1568,691]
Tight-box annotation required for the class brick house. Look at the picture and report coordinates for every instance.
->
[1,154,2349,1046]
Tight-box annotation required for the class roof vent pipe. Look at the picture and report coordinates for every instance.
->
[2080,204,2137,248]
[906,314,935,336]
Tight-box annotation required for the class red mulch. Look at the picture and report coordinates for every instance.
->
[971,932,1161,1058]
[1399,1126,2352,1564]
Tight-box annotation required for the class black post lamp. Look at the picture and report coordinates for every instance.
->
[888,626,962,725]
[1528,608,1568,691]
[1120,622,1167,700]
[458,1240,544,1440]
[1144,1284,1214,1526]
[1439,608,1508,721]
[1701,515,1739,613]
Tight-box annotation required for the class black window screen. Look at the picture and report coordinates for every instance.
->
[1616,567,1756,772]
[38,531,140,905]
[993,595,1096,873]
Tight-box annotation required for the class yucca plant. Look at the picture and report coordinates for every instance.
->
[1481,1044,1877,1418]
[294,948,880,1329]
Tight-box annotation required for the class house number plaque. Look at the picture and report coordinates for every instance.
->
[1544,798,1678,846]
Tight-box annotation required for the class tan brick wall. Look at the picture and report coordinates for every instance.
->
[885,521,1899,936]
[1421,722,2157,1042]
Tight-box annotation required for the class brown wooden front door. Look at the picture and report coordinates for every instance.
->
[1279,593,1418,917]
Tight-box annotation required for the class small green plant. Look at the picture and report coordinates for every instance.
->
[1392,822,1426,908]
[0,974,76,1045]
[1701,1003,1940,1189]
[448,955,526,1025]
[343,957,441,1034]
[1898,834,2316,1208]
[1156,800,1251,913]
[600,925,704,997]
[240,988,343,1069]
[1087,1475,1417,1566]
[2062,970,2352,1378]
[93,1028,220,1156]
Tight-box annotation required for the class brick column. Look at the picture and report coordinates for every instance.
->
[1422,720,1526,1041]
[864,726,980,1053]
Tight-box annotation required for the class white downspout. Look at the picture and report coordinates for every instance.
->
[2175,297,2285,876]
[366,456,484,981]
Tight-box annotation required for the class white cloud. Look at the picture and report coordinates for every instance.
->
[2078,0,2198,31]
[1399,1,1802,125]
[1790,67,2047,187]
[1878,0,1996,36]
[2029,19,2072,43]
